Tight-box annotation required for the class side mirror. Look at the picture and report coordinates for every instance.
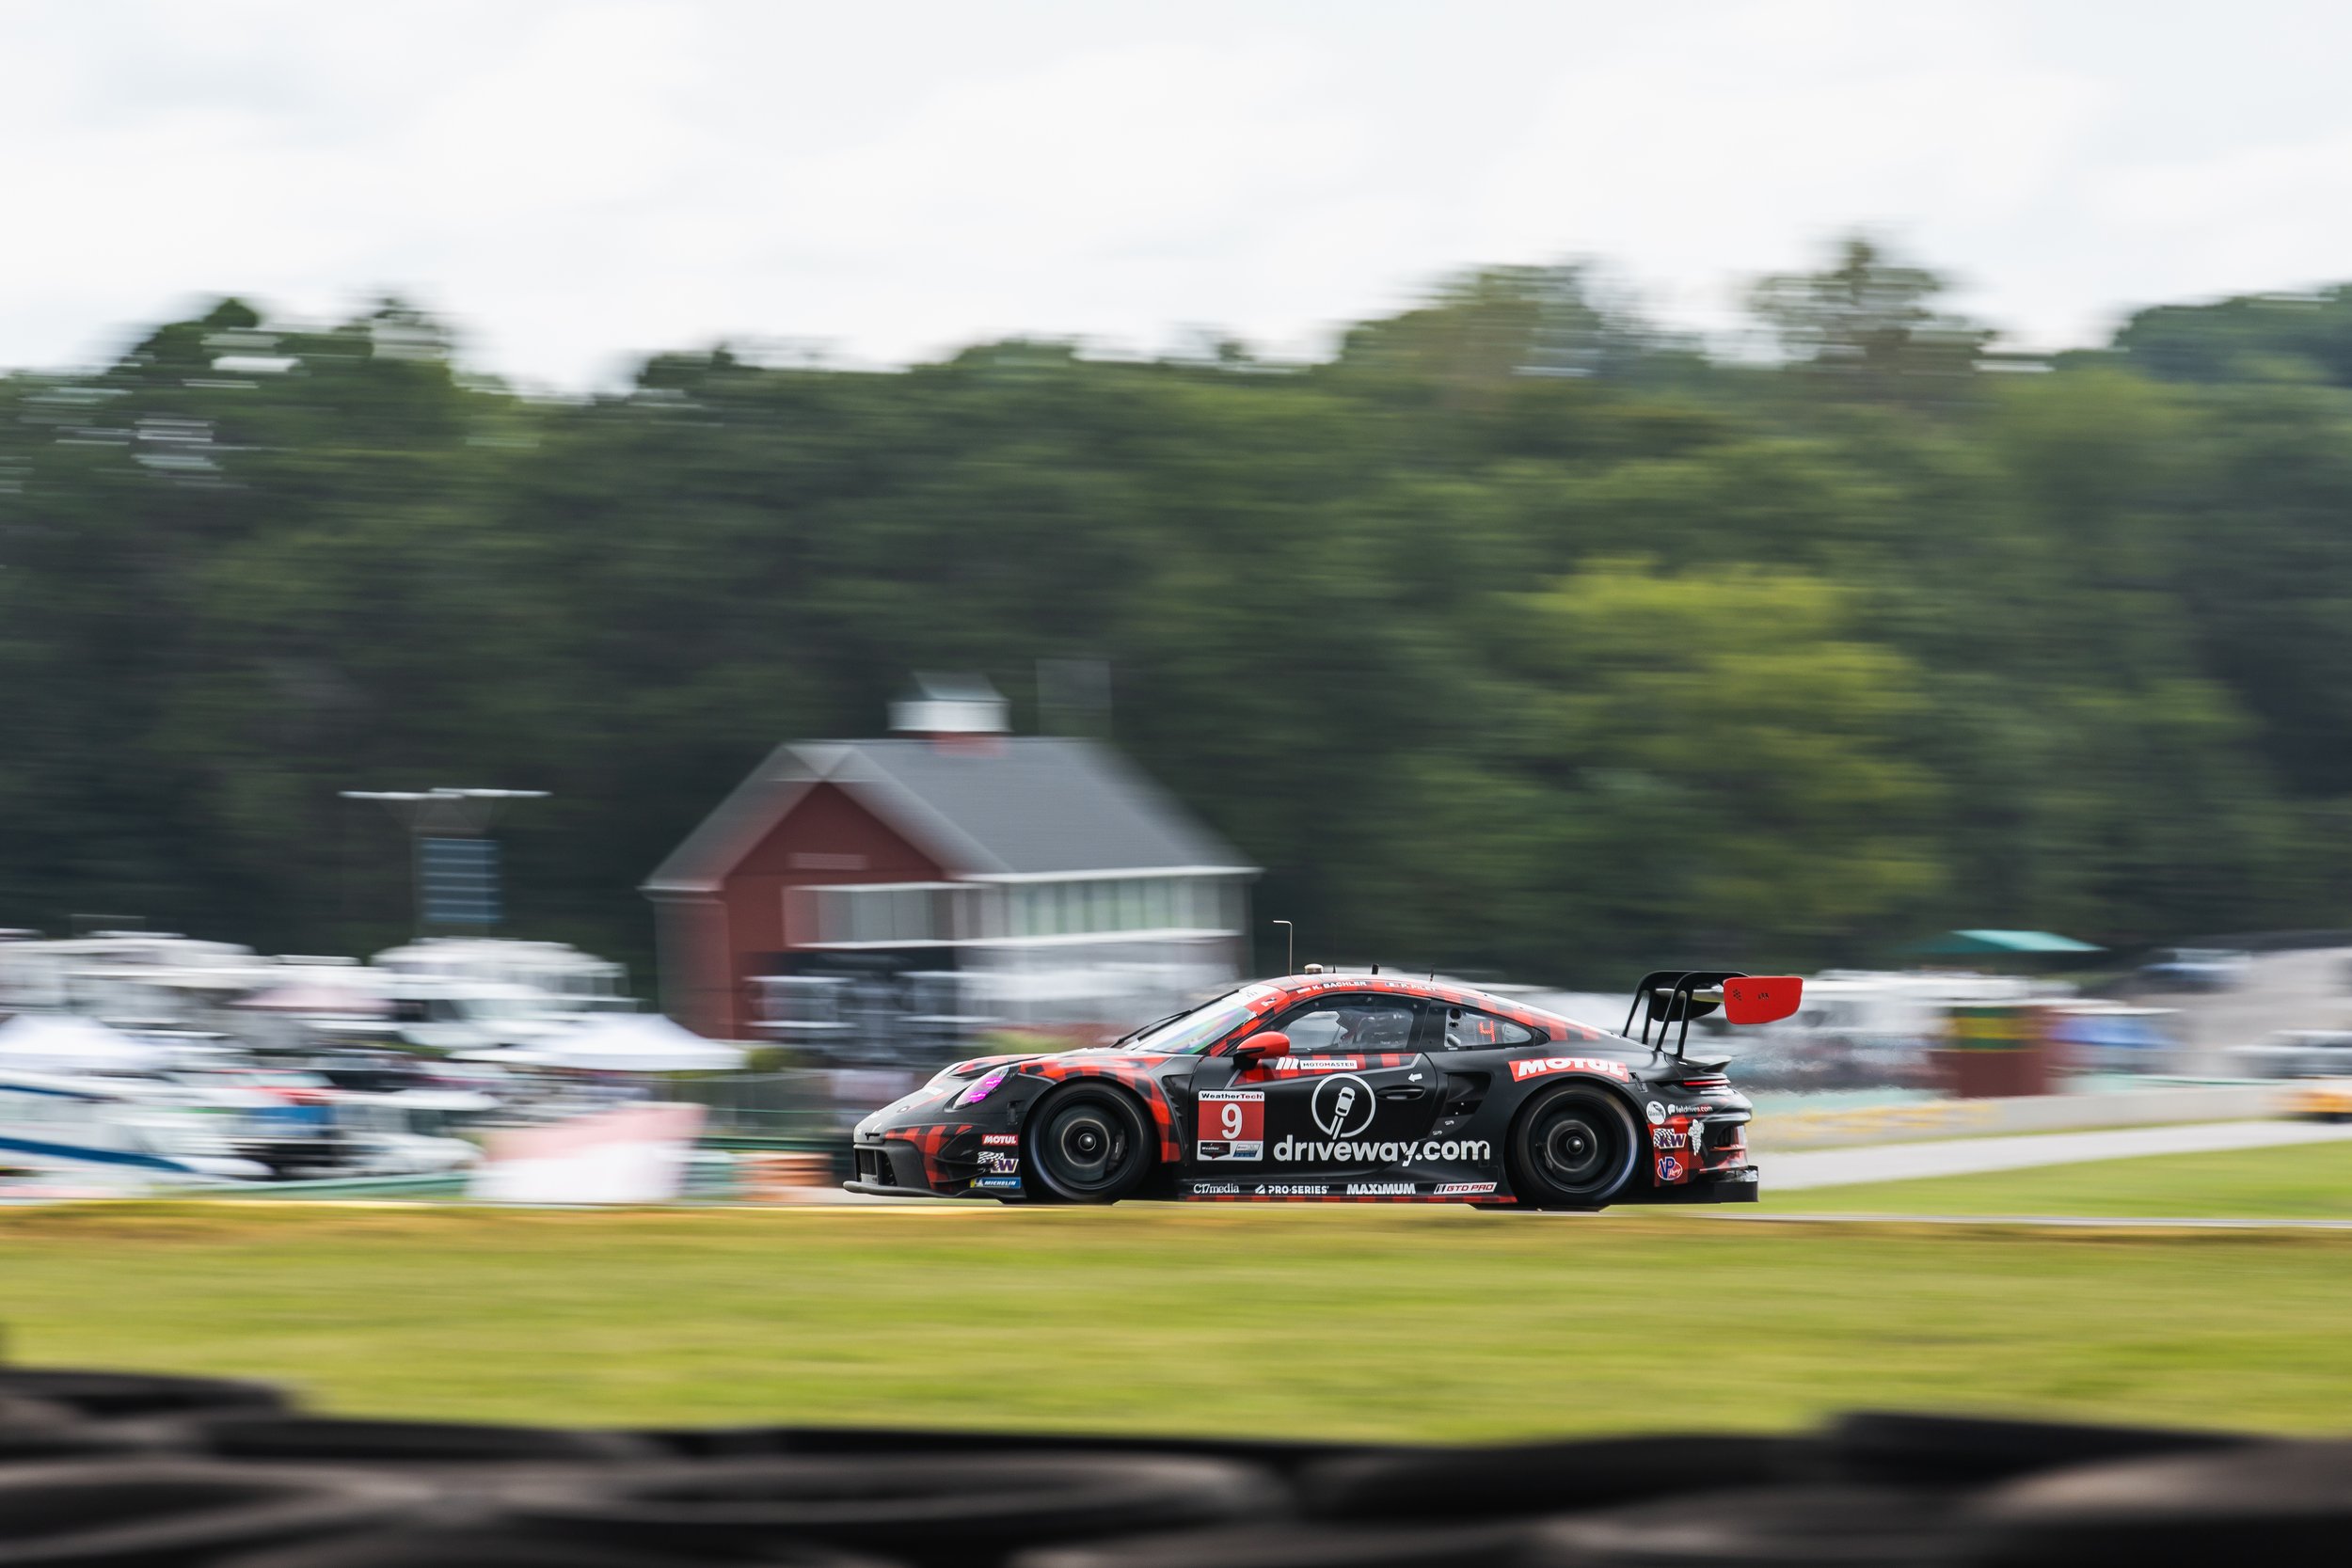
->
[1232,1031,1291,1066]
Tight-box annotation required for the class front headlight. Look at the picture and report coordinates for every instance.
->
[953,1067,1009,1108]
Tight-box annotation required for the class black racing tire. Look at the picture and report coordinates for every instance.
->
[222,1528,882,1568]
[673,1425,1370,1476]
[1507,1085,1641,1211]
[1534,1482,1956,1565]
[1300,1434,1808,1521]
[1025,1085,1154,1204]
[137,1412,659,1466]
[0,1395,170,1463]
[1024,1520,1536,1568]
[0,1459,436,1567]
[0,1369,290,1419]
[1825,1411,2243,1487]
[492,1452,1286,1565]
[1970,1439,2352,1563]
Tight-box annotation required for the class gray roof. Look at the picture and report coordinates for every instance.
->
[644,737,1256,894]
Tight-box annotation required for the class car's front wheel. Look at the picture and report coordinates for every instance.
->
[1509,1085,1641,1210]
[1025,1085,1153,1203]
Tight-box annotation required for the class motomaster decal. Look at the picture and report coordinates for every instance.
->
[1434,1181,1498,1196]
[1510,1057,1632,1083]
[1275,1057,1360,1072]
[1272,1135,1492,1164]
[1196,1089,1264,1161]
[981,1132,1019,1147]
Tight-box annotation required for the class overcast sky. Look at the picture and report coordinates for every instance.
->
[5,1,2350,388]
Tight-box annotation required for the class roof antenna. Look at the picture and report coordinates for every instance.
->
[1272,919,1295,975]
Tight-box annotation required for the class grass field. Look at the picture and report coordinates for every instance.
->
[1771,1137,2352,1218]
[5,1201,2352,1440]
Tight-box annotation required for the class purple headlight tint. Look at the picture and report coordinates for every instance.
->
[954,1066,1009,1107]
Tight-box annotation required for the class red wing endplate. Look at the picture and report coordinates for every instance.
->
[1723,975,1803,1025]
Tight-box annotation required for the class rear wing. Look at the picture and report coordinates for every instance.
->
[1621,970,1804,1057]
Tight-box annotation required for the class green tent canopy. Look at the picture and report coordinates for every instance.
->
[1905,928,2105,958]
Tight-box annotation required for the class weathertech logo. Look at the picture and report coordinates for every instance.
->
[1510,1056,1630,1083]
[1272,1136,1490,1164]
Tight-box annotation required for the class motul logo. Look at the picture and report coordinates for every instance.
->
[1510,1056,1631,1082]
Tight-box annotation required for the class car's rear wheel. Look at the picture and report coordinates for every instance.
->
[1026,1085,1153,1203]
[1509,1086,1640,1210]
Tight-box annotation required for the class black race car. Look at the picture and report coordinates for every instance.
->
[847,968,1800,1209]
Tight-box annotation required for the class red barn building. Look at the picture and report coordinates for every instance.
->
[643,678,1256,1048]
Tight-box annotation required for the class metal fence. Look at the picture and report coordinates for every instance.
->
[662,1068,931,1142]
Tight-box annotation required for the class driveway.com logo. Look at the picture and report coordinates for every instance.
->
[1310,1074,1376,1139]
[1274,1069,1489,1164]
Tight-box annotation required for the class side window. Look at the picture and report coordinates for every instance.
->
[1268,993,1421,1053]
[1435,1006,1541,1051]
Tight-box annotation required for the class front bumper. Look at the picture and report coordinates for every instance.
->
[850,1134,1025,1199]
[843,1178,962,1200]
[1629,1164,1761,1204]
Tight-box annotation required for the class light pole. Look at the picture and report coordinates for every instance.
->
[340,787,549,938]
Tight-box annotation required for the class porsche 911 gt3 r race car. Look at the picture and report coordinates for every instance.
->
[847,968,1800,1210]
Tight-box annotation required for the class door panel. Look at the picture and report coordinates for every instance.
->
[1182,992,1442,1194]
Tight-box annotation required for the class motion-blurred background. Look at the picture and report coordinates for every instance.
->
[7,0,2352,1441]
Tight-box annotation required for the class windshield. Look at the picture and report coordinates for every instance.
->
[1124,986,1275,1055]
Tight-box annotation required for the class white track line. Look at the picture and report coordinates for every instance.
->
[1710,1212,2352,1230]
[1759,1118,2352,1192]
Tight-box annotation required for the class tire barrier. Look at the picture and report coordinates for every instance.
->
[1967,1439,2352,1565]
[1024,1521,1537,1568]
[0,1459,435,1567]
[1531,1482,1963,1565]
[127,1416,659,1469]
[0,1371,288,1420]
[1297,1435,1808,1519]
[1821,1410,2244,1487]
[2,1364,2345,1566]
[493,1454,1288,1567]
[223,1528,889,1568]
[640,1426,1358,1477]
